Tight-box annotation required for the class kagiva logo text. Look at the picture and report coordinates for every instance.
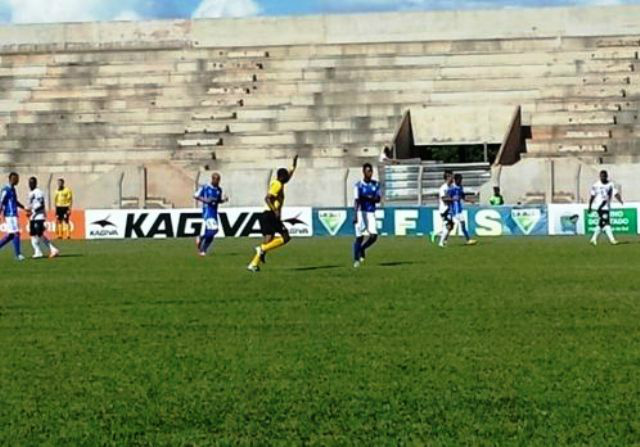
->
[90,215,119,238]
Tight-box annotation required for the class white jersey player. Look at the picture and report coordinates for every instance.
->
[588,170,623,246]
[431,171,454,248]
[27,177,59,258]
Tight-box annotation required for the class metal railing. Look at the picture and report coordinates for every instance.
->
[383,162,491,205]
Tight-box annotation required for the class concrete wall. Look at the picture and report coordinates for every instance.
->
[2,5,640,50]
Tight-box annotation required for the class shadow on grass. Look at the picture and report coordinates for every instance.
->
[377,261,419,267]
[291,264,343,272]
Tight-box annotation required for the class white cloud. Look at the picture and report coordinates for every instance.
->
[192,0,260,19]
[0,0,148,24]
[113,9,142,21]
[1,0,99,23]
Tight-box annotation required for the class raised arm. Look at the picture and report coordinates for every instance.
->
[288,155,299,179]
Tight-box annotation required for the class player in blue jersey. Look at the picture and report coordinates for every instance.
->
[194,172,228,257]
[353,163,382,268]
[0,172,26,261]
[449,173,477,246]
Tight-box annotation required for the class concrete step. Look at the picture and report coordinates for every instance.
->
[526,140,607,154]
[2,148,173,164]
[531,124,640,140]
[5,122,186,138]
[526,137,640,155]
[533,98,640,113]
[531,110,640,126]
[2,136,178,150]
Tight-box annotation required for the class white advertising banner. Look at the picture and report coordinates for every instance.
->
[547,204,588,235]
[85,208,313,240]
[548,203,640,235]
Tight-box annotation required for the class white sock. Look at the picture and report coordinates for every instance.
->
[31,237,43,256]
[591,227,601,243]
[439,228,450,245]
[42,237,57,251]
[604,226,616,243]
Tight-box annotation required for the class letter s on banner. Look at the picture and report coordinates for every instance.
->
[475,209,503,236]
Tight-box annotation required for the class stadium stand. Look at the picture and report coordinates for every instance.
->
[0,5,639,207]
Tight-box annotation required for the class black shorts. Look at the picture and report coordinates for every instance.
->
[260,211,287,236]
[598,208,611,228]
[441,211,453,227]
[30,220,46,237]
[56,207,70,221]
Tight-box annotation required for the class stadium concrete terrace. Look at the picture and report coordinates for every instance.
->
[1,5,640,209]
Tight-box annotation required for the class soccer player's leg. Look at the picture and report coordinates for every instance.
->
[438,214,452,247]
[63,212,71,239]
[591,209,605,245]
[249,212,276,271]
[600,210,617,245]
[456,215,477,245]
[55,207,64,239]
[198,218,218,256]
[30,221,44,259]
[1,217,24,260]
[360,212,379,260]
[353,211,365,266]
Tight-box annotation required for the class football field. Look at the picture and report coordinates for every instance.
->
[2,236,640,446]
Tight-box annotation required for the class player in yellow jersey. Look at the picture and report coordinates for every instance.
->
[247,155,298,272]
[54,178,73,239]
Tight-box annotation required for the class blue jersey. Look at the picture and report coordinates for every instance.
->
[0,184,19,217]
[448,184,465,215]
[195,184,223,220]
[354,179,381,213]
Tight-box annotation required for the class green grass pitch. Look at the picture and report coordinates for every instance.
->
[2,236,640,447]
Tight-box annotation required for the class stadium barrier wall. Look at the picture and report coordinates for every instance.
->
[548,204,638,236]
[11,211,86,240]
[5,206,637,240]
[84,208,313,239]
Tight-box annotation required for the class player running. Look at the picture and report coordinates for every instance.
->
[449,174,477,246]
[194,172,228,257]
[248,155,298,272]
[27,177,60,259]
[588,170,623,246]
[431,170,454,248]
[54,178,73,239]
[0,172,26,261]
[353,163,381,268]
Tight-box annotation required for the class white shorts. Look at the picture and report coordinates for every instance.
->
[355,211,378,237]
[2,216,19,234]
[204,217,219,232]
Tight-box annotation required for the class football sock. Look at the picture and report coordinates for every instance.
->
[12,233,21,256]
[200,230,217,253]
[439,228,450,245]
[591,227,601,243]
[261,236,285,253]
[461,222,470,241]
[31,237,42,255]
[604,225,616,243]
[353,236,364,261]
[42,237,55,250]
[361,235,378,254]
[250,252,261,267]
[63,222,70,239]
[0,233,14,250]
